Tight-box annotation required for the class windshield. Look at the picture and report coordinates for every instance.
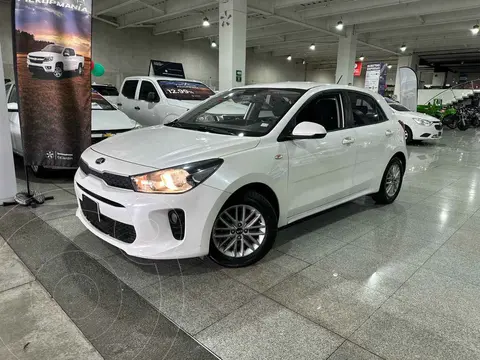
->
[165,88,305,137]
[41,45,64,53]
[158,80,214,101]
[389,103,410,112]
[92,85,119,96]
[91,92,115,110]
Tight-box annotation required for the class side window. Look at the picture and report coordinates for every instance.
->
[139,81,160,102]
[121,80,139,99]
[348,92,386,127]
[68,48,75,56]
[293,93,342,132]
[8,85,18,104]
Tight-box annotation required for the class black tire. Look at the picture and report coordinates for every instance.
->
[77,64,83,76]
[404,126,413,144]
[457,120,469,131]
[209,191,278,268]
[443,114,458,129]
[372,157,404,204]
[53,63,63,79]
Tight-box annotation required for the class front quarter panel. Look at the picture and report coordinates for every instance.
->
[203,139,290,226]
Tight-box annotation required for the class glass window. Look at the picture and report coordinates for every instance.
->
[91,92,115,110]
[166,88,305,137]
[348,92,386,126]
[41,45,64,53]
[92,85,119,96]
[139,81,160,102]
[293,94,342,131]
[389,103,410,112]
[121,80,138,99]
[8,85,18,104]
[158,80,214,101]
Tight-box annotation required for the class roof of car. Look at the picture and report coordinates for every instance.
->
[124,75,207,83]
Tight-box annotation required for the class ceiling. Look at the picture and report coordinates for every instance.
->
[94,0,480,71]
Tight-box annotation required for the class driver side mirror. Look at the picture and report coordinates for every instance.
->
[147,92,158,103]
[290,121,327,140]
[63,52,70,57]
[7,103,18,112]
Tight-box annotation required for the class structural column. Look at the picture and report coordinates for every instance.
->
[394,54,419,98]
[219,0,247,91]
[0,44,17,203]
[335,27,357,86]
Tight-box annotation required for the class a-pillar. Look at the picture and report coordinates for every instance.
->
[0,44,17,203]
[335,27,357,85]
[219,0,247,91]
[394,54,419,98]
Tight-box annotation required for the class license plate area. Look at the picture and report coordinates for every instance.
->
[81,195,100,223]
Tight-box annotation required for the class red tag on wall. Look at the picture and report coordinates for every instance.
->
[354,61,363,77]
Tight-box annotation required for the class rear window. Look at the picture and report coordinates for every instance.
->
[158,80,214,101]
[91,92,115,110]
[122,80,139,99]
[92,85,119,96]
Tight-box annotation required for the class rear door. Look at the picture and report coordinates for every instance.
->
[118,79,140,120]
[346,91,392,193]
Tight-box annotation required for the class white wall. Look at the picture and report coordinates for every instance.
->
[246,49,304,84]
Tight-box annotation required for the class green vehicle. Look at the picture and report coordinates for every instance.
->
[417,98,456,120]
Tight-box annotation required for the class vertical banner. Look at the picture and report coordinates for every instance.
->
[364,63,388,95]
[354,61,362,77]
[398,67,418,111]
[12,0,92,168]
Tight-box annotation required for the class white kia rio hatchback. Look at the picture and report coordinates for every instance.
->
[75,83,407,267]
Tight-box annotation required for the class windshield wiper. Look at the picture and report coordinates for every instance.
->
[165,119,183,127]
[192,125,237,136]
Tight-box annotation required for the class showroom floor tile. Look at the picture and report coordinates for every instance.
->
[6,129,480,359]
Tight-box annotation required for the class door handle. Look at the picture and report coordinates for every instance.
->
[385,130,394,136]
[134,106,140,110]
[342,137,355,145]
[117,103,122,107]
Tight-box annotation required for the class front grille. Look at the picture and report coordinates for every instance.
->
[435,124,442,130]
[29,57,44,64]
[79,158,134,190]
[81,198,136,243]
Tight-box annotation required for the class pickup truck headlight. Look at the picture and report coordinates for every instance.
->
[413,118,433,126]
[44,56,54,62]
[131,159,223,194]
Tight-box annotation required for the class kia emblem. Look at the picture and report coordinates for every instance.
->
[95,158,105,165]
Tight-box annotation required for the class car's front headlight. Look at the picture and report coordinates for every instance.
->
[44,56,54,62]
[413,117,433,126]
[131,159,223,194]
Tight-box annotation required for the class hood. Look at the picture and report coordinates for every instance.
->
[91,125,260,169]
[28,51,56,58]
[92,109,137,131]
[166,99,203,110]
[406,111,440,122]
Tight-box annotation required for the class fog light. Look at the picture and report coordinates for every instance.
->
[168,209,185,240]
[45,66,51,69]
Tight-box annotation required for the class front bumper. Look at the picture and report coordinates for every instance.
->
[27,60,54,73]
[413,123,443,140]
[74,149,229,259]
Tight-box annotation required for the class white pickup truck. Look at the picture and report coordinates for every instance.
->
[117,76,215,126]
[27,44,85,79]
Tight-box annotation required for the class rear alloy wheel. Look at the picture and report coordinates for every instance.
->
[209,191,277,267]
[372,157,404,204]
[77,64,83,76]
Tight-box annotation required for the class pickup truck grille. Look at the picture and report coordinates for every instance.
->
[79,158,134,190]
[29,56,44,64]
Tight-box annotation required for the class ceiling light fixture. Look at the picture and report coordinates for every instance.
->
[309,43,316,50]
[471,24,479,35]
[387,64,392,69]
[302,59,306,65]
[211,40,217,48]
[359,54,365,61]
[202,17,210,27]
[336,20,344,31]
[400,44,407,52]
[287,55,292,61]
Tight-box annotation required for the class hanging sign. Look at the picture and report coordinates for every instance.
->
[149,60,185,78]
[12,0,92,168]
[354,61,363,77]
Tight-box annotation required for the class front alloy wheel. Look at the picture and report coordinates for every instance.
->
[372,157,404,204]
[53,65,63,78]
[209,191,277,267]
